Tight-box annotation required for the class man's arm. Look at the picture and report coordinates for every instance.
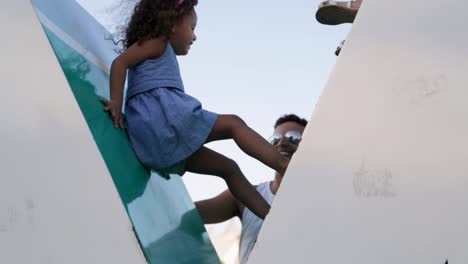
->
[195,189,242,224]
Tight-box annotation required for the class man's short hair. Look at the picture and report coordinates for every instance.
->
[274,114,308,128]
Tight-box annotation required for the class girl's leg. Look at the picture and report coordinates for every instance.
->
[206,114,289,175]
[186,146,270,219]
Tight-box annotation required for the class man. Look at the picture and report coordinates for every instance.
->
[195,114,308,264]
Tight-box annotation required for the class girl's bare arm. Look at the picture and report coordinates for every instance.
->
[107,38,167,127]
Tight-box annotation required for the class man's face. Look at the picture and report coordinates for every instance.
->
[270,121,305,159]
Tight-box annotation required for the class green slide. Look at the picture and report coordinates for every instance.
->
[31,0,220,263]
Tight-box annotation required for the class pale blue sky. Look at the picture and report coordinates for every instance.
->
[77,0,352,201]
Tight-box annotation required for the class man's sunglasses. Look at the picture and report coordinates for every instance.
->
[269,130,302,146]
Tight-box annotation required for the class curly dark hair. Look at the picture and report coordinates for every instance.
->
[120,0,198,50]
[274,114,308,128]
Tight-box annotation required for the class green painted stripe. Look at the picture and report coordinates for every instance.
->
[31,0,221,262]
[34,7,110,74]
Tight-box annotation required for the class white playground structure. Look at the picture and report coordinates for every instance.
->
[250,0,468,263]
[1,0,467,263]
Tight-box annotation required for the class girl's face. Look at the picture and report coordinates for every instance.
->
[170,9,197,55]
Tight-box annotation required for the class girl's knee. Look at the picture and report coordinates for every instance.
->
[216,114,246,136]
[226,114,246,128]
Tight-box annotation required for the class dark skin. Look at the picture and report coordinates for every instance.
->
[196,121,306,223]
[100,10,198,128]
[100,10,289,220]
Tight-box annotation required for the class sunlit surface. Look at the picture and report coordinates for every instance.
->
[0,0,220,262]
[250,0,468,263]
[0,0,145,263]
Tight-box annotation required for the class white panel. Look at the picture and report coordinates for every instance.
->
[0,1,146,263]
[250,0,468,263]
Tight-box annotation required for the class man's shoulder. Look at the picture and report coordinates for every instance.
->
[256,181,274,193]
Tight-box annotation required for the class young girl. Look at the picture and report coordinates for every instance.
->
[100,0,288,220]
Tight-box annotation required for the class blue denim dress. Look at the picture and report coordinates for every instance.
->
[124,44,217,172]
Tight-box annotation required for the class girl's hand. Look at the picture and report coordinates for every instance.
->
[99,98,125,128]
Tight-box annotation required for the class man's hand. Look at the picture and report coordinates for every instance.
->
[99,98,125,128]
